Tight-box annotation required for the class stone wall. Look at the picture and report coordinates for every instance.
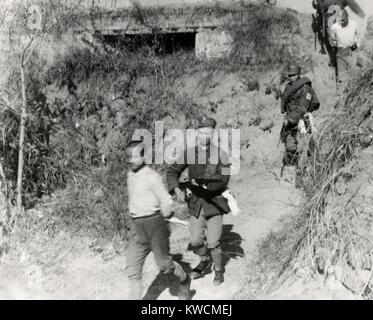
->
[195,29,234,61]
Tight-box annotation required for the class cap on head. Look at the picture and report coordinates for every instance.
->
[196,115,217,129]
[126,140,143,150]
[287,65,301,77]
[126,140,145,156]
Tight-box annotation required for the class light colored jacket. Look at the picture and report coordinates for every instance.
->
[127,166,173,218]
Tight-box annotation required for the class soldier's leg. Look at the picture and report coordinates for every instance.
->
[295,131,308,188]
[206,214,224,286]
[189,211,213,279]
[206,214,223,272]
[188,212,209,259]
[284,131,298,166]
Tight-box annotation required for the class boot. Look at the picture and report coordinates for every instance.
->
[190,258,212,279]
[213,271,224,286]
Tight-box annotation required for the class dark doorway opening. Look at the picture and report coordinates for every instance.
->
[103,32,196,54]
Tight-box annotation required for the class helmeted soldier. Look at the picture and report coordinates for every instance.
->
[166,115,230,286]
[312,0,365,19]
[312,0,365,69]
[280,65,320,184]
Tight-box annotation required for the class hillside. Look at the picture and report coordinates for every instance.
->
[1,2,373,300]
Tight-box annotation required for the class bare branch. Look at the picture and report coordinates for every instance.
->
[23,33,44,66]
[7,1,23,42]
[0,158,8,198]
[0,104,21,117]
[21,34,35,66]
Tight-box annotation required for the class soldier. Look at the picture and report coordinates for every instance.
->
[312,0,365,69]
[125,140,192,300]
[312,0,365,19]
[280,65,320,186]
[166,116,230,286]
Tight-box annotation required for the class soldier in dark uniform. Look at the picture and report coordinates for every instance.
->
[166,116,230,286]
[312,0,365,69]
[281,65,320,186]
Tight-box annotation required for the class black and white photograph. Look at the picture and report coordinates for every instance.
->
[1,0,373,306]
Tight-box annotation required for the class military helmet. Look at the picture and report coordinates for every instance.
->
[287,64,301,76]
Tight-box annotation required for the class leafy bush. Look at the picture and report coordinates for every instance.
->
[5,39,200,238]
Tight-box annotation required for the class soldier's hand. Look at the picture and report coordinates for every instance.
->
[283,117,289,127]
[264,85,272,95]
[190,179,199,186]
[174,187,185,203]
[163,210,174,219]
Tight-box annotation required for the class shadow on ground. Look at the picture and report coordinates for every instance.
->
[142,224,244,300]
[221,224,245,268]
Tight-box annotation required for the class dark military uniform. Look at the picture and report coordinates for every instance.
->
[167,143,230,273]
[281,77,320,165]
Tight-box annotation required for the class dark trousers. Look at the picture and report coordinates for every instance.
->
[126,214,175,280]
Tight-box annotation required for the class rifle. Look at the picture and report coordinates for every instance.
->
[313,0,329,53]
[277,122,286,149]
[179,176,239,216]
[280,162,286,178]
[179,174,223,192]
[316,0,326,39]
[312,13,318,51]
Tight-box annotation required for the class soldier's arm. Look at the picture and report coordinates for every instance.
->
[307,85,320,112]
[286,86,309,125]
[166,156,188,194]
[204,152,230,193]
[346,0,365,18]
